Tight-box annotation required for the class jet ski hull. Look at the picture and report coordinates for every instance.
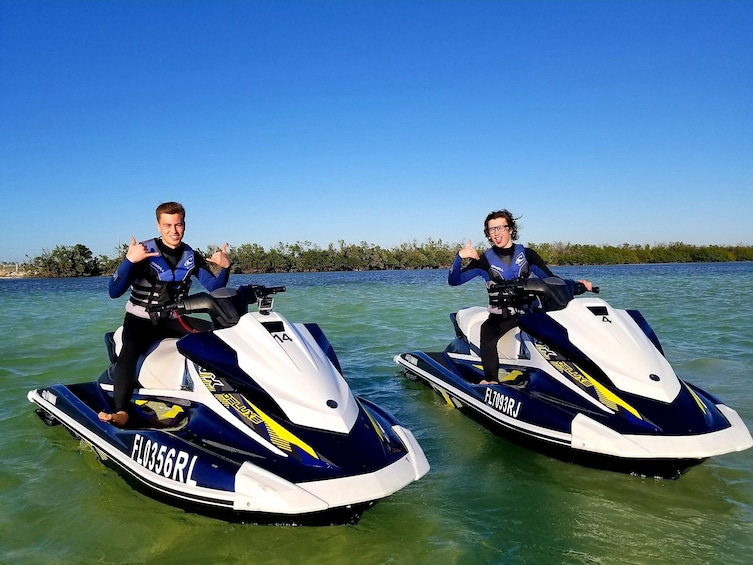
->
[396,346,752,479]
[29,381,427,525]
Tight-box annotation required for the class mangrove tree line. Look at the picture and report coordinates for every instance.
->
[18,239,753,278]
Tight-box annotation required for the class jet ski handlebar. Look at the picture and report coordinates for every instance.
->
[491,277,599,312]
[147,284,287,329]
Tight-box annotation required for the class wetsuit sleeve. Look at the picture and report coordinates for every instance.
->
[525,248,556,279]
[108,258,138,298]
[193,254,230,292]
[525,247,586,295]
[448,253,488,286]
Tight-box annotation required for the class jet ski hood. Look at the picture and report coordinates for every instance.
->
[213,313,359,434]
[534,297,681,403]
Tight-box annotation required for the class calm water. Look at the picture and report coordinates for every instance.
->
[1,264,752,564]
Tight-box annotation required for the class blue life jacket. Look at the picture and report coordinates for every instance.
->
[483,244,531,315]
[128,239,196,310]
[483,243,528,282]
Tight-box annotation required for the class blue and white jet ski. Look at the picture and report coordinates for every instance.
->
[29,284,429,525]
[395,277,752,478]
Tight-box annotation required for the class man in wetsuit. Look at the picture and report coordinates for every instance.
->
[449,209,592,384]
[98,201,231,426]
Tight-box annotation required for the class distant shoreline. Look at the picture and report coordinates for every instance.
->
[0,270,26,278]
[12,241,753,277]
[3,259,752,281]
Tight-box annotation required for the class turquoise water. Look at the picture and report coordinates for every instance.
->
[1,264,752,564]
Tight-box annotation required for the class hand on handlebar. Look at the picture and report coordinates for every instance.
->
[146,299,185,319]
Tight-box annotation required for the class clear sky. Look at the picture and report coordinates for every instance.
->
[1,0,751,262]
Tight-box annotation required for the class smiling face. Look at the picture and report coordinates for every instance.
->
[157,212,186,249]
[486,217,513,248]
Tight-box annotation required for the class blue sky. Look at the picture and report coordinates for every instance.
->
[1,0,751,262]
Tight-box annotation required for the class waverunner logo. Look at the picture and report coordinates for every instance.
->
[199,370,226,392]
[41,389,57,405]
[483,388,521,418]
[535,342,560,360]
[130,434,198,486]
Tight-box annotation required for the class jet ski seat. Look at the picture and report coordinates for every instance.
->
[109,327,190,390]
[137,338,189,390]
[455,306,522,360]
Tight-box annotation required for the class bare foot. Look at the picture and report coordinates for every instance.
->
[98,410,129,427]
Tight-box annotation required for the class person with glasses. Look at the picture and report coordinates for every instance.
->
[98,201,232,427]
[449,209,592,384]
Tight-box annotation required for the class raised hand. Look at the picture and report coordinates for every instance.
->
[207,242,231,269]
[124,236,159,263]
[458,239,479,261]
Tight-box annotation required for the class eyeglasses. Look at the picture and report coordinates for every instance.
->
[488,225,510,234]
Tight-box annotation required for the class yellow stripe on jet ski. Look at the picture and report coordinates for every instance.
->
[533,343,643,419]
[683,382,708,415]
[241,394,319,459]
[364,409,387,442]
[215,390,319,459]
[437,386,456,407]
[198,370,319,459]
[472,365,524,384]
[548,359,643,420]
[134,399,184,420]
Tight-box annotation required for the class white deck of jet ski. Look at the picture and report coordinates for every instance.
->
[136,338,188,390]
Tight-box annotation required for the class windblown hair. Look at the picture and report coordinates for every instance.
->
[483,209,520,241]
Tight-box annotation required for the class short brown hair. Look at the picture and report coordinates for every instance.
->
[155,201,185,221]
